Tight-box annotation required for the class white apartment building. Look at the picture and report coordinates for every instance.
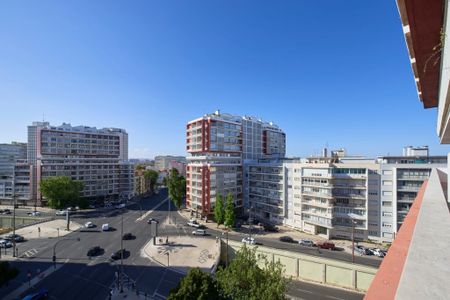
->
[377,151,446,241]
[186,111,285,216]
[28,122,134,205]
[244,147,446,242]
[245,156,379,241]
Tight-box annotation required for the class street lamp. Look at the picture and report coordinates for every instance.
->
[12,172,17,257]
[348,213,359,263]
[222,230,229,267]
[151,220,158,245]
[53,237,81,269]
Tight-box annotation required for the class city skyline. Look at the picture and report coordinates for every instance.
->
[2,1,450,158]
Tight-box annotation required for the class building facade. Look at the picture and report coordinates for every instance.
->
[243,147,445,242]
[27,122,134,205]
[154,155,186,171]
[377,154,446,240]
[245,156,380,241]
[186,111,286,216]
[0,142,31,204]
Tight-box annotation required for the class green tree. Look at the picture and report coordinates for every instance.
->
[0,261,19,287]
[135,164,145,171]
[224,193,235,228]
[168,268,223,300]
[40,176,84,209]
[214,194,224,227]
[168,168,186,209]
[216,245,288,300]
[144,169,159,192]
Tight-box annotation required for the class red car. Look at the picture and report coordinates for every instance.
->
[317,242,336,250]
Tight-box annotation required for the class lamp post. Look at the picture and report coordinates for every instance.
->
[120,213,124,293]
[12,172,16,257]
[348,213,359,264]
[53,237,81,269]
[222,230,229,267]
[165,252,169,267]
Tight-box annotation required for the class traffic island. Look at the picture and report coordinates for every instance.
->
[142,235,220,275]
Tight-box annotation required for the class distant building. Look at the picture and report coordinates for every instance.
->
[27,122,134,205]
[154,155,186,172]
[169,160,187,177]
[0,142,31,204]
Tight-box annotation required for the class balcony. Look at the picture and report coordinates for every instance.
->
[365,168,450,299]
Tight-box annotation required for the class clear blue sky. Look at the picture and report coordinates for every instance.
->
[1,1,449,158]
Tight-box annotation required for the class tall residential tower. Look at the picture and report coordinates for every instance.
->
[186,111,285,216]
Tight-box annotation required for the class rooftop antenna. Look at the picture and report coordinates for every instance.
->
[42,113,45,122]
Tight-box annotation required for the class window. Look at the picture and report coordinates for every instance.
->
[382,191,392,196]
[382,212,392,217]
[382,180,392,186]
[382,222,392,228]
[382,170,393,175]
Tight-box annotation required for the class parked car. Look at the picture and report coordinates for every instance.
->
[147,218,159,224]
[102,224,110,231]
[299,239,315,247]
[84,222,95,228]
[242,236,256,245]
[0,239,13,248]
[279,236,295,243]
[371,248,386,257]
[263,224,278,232]
[187,220,201,228]
[122,233,133,240]
[22,288,49,300]
[87,246,103,257]
[27,211,41,216]
[354,245,366,255]
[317,241,336,250]
[192,229,206,236]
[1,209,11,215]
[88,204,97,209]
[115,203,126,209]
[111,249,126,260]
[5,234,24,242]
[55,210,67,216]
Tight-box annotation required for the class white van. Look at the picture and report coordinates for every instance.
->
[102,224,109,231]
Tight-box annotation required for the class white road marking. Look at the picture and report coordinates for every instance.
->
[296,288,313,294]
[135,198,168,222]
[326,296,345,300]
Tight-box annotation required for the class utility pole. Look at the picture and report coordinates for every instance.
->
[12,172,16,257]
[226,230,229,267]
[120,213,124,293]
[352,220,355,263]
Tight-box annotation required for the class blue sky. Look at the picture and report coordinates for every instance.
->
[1,1,448,158]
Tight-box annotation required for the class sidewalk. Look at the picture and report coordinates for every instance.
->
[142,235,220,275]
[177,209,387,254]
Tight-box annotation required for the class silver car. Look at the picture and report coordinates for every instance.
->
[299,239,315,247]
[0,239,13,248]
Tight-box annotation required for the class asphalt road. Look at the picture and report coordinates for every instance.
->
[1,190,371,299]
[1,189,184,300]
[287,280,364,300]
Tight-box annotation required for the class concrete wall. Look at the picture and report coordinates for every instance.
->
[221,240,377,292]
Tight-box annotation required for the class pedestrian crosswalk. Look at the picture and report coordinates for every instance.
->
[21,248,38,258]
